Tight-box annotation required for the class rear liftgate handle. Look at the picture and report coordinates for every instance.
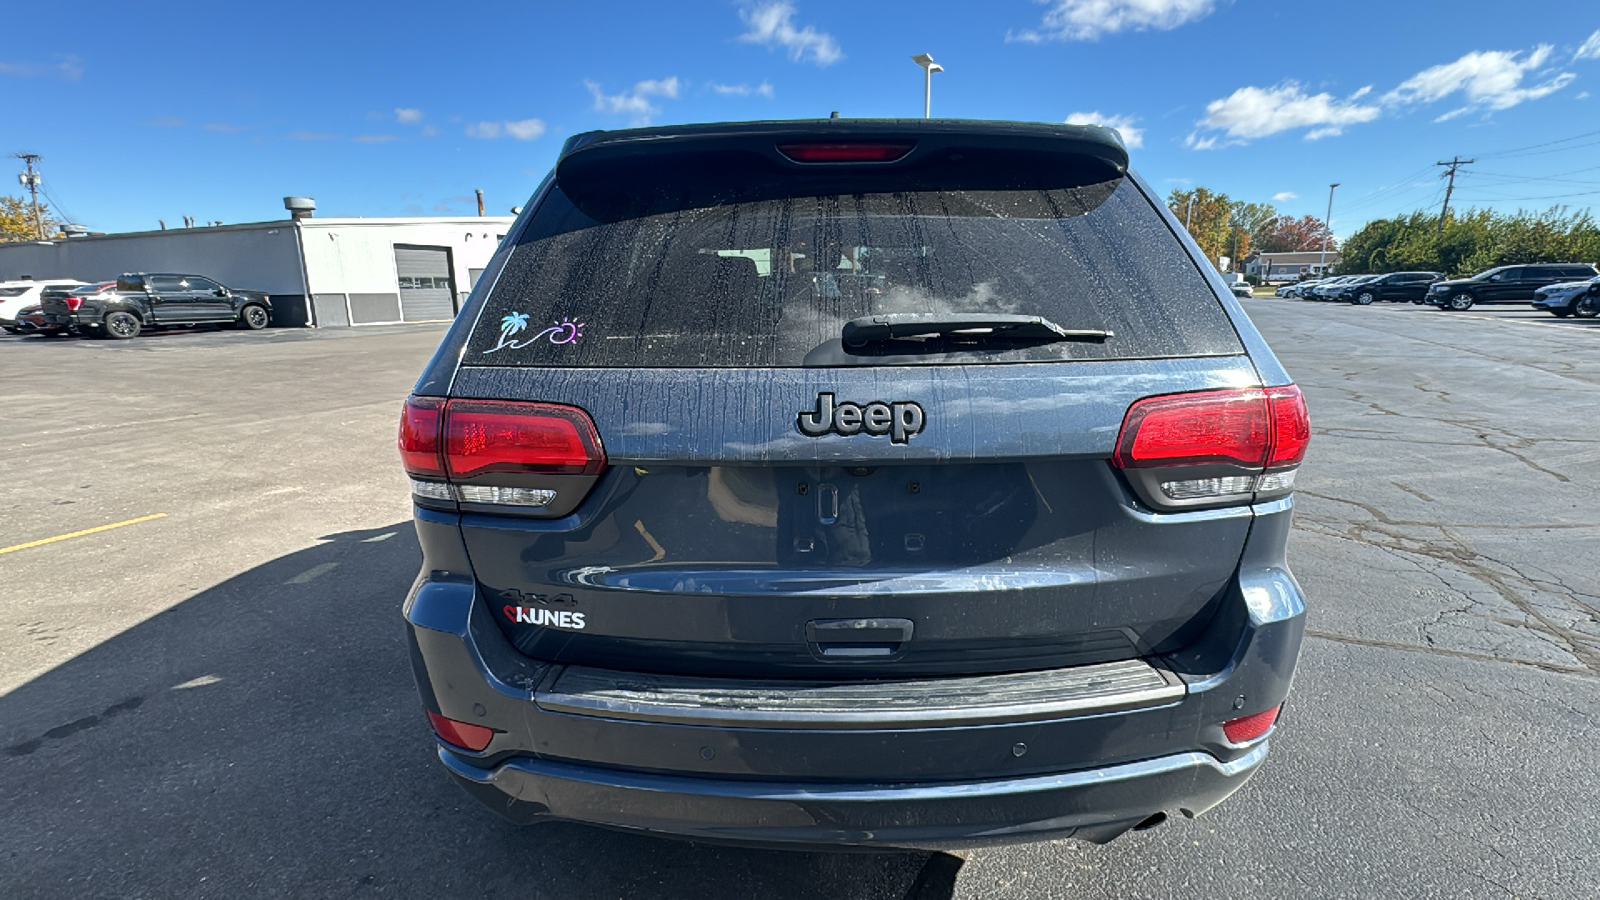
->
[806,618,915,660]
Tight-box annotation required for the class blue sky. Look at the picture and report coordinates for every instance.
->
[5,1,1599,236]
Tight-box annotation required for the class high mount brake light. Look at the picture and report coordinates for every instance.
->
[776,142,915,163]
[1112,386,1310,505]
[398,397,606,508]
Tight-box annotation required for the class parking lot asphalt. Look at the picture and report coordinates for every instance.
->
[1,304,1597,899]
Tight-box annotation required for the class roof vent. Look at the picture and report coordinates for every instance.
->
[283,196,316,219]
[62,223,89,237]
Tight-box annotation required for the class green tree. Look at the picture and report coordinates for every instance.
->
[0,195,61,241]
[1337,207,1600,276]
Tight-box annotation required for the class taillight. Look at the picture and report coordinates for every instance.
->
[398,396,445,478]
[426,711,495,752]
[1114,390,1270,469]
[1112,386,1309,507]
[399,396,606,510]
[444,400,605,478]
[65,296,83,311]
[776,142,915,163]
[1222,705,1281,744]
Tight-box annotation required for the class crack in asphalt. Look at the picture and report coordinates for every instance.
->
[1296,488,1600,672]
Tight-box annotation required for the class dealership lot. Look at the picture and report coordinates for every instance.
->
[1,304,1597,899]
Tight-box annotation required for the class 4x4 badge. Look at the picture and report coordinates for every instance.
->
[798,393,925,444]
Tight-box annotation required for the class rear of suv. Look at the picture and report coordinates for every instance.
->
[399,119,1310,849]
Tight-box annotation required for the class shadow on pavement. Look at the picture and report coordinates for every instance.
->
[0,524,957,899]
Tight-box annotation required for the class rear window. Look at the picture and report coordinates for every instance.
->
[468,177,1243,367]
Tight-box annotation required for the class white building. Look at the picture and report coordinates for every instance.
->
[0,207,516,327]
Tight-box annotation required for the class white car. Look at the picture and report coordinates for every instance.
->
[0,279,86,332]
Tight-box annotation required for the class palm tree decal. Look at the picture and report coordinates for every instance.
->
[488,312,530,352]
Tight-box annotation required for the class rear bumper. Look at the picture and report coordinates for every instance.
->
[438,740,1268,850]
[404,498,1306,849]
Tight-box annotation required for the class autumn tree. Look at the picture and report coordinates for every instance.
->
[1167,188,1258,271]
[1254,215,1336,253]
[0,195,61,241]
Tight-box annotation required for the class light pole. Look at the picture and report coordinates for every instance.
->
[911,54,943,119]
[1320,182,1339,274]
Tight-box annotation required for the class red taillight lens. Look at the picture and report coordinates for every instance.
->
[426,710,495,751]
[1114,389,1271,469]
[776,142,915,163]
[444,400,605,478]
[1265,385,1310,468]
[65,296,83,311]
[1113,386,1311,471]
[398,396,445,478]
[1222,705,1281,744]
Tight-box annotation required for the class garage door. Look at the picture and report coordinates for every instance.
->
[394,245,456,321]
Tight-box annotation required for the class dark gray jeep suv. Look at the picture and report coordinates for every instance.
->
[399,119,1309,849]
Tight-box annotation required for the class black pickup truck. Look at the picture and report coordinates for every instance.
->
[42,273,272,339]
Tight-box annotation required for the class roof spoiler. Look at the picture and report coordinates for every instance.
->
[554,119,1129,221]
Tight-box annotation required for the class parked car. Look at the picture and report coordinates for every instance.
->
[1530,275,1600,318]
[1229,282,1252,298]
[1424,263,1600,311]
[11,304,63,336]
[1306,275,1361,301]
[1284,279,1322,298]
[0,279,86,333]
[43,272,272,339]
[1335,271,1443,305]
[398,119,1310,850]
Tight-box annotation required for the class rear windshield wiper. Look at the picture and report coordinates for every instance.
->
[841,313,1111,349]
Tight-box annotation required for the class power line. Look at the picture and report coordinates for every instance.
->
[1451,188,1600,203]
[1471,127,1600,160]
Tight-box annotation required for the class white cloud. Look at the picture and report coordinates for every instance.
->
[586,77,681,124]
[739,3,842,66]
[1010,0,1220,42]
[0,54,82,80]
[503,118,546,140]
[464,118,546,140]
[1063,111,1144,147]
[395,107,423,124]
[1272,191,1297,201]
[1575,29,1600,61]
[711,81,776,98]
[1382,45,1574,115]
[353,134,399,144]
[1188,82,1380,146]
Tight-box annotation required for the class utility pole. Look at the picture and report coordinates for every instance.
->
[14,153,44,239]
[1320,183,1339,274]
[1436,157,1473,234]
